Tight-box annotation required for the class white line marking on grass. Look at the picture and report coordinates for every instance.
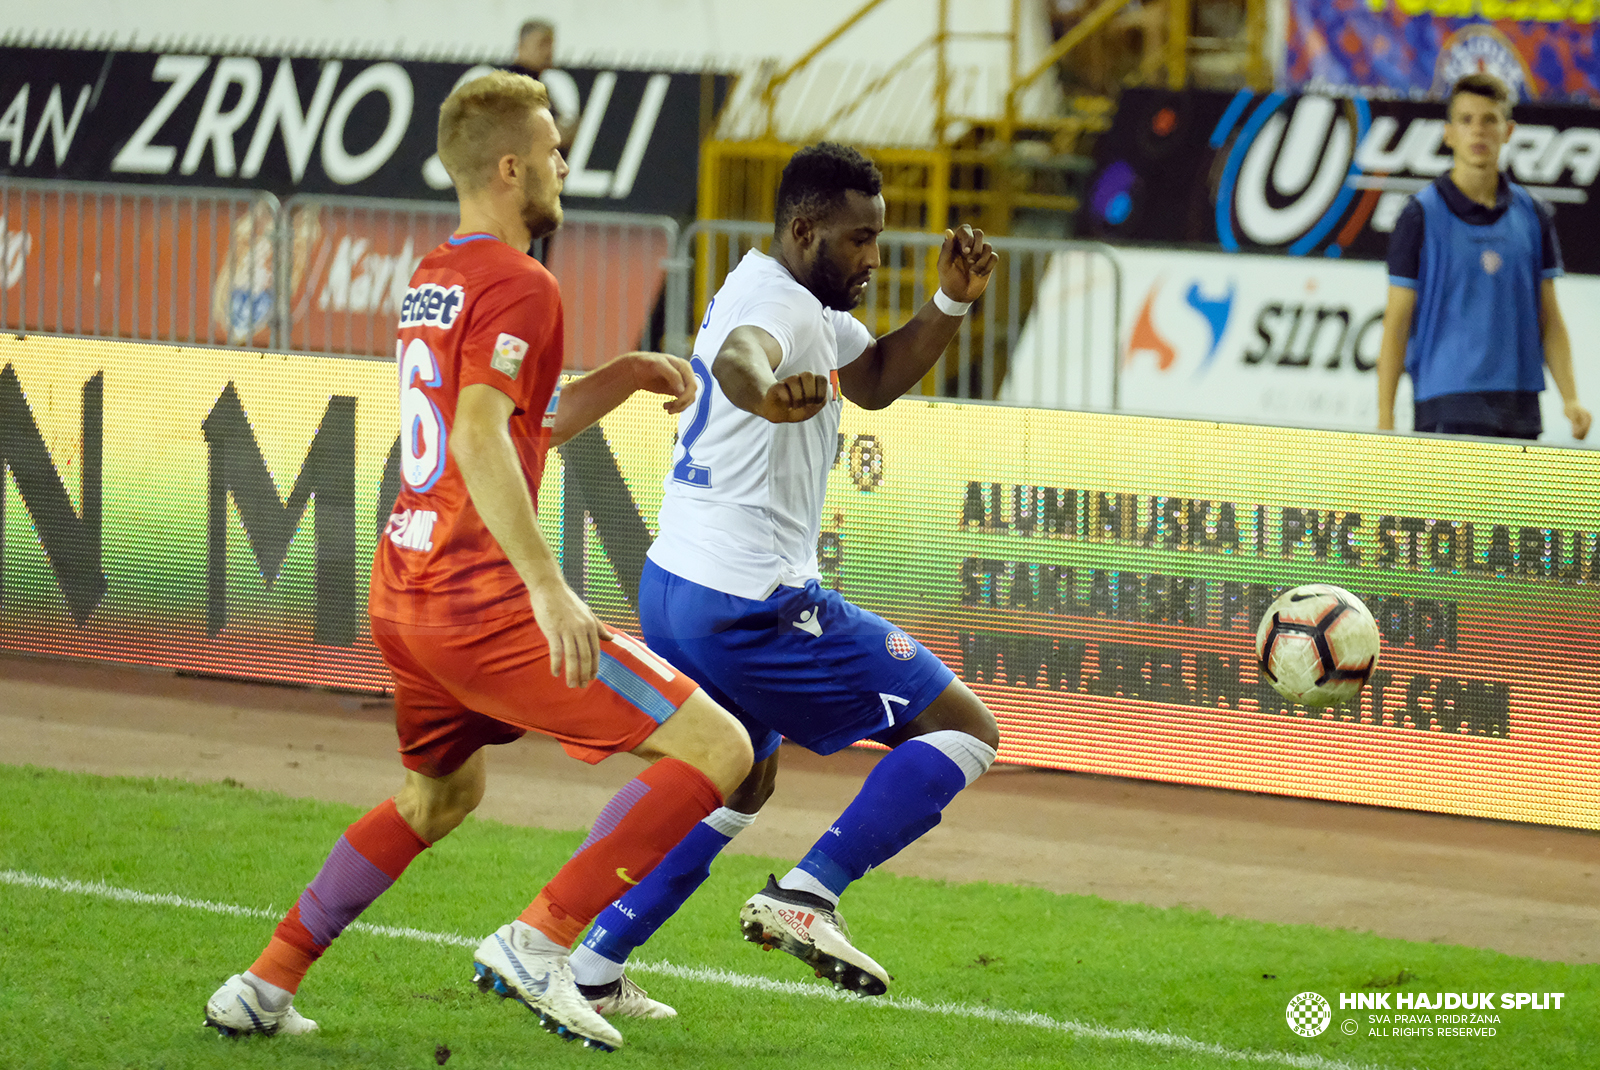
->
[0,870,476,949]
[2,869,1405,1070]
[630,961,1405,1070]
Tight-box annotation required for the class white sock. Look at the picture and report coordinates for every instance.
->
[777,868,838,907]
[914,730,997,787]
[510,919,571,957]
[704,806,758,838]
[242,971,293,1012]
[569,944,625,987]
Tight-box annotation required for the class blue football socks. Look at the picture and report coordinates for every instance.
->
[570,807,755,986]
[792,733,992,898]
[569,732,997,987]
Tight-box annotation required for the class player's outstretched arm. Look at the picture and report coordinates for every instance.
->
[1540,279,1590,440]
[549,351,698,444]
[453,383,613,687]
[714,325,831,423]
[838,225,996,410]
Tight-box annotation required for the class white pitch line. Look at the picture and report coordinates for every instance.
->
[0,869,478,948]
[2,869,1404,1070]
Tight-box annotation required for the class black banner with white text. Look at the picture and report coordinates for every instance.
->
[0,47,723,215]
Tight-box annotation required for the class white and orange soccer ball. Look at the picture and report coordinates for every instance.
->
[1255,584,1380,707]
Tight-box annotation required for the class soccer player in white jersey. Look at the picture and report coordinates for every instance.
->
[565,143,1000,1004]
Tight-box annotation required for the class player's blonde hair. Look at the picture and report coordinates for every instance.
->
[437,71,551,193]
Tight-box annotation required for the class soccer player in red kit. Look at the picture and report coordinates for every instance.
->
[202,71,751,1052]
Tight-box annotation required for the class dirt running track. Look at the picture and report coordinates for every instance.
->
[2,652,1596,964]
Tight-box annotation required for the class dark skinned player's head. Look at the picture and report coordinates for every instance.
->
[773,143,885,311]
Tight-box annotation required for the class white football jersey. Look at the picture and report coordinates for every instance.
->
[648,250,874,599]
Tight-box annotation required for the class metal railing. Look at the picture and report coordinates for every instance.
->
[3,177,1119,408]
[1,176,280,349]
[1,177,679,373]
[663,219,1121,407]
[276,196,678,369]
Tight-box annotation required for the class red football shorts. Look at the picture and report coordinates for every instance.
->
[370,608,700,778]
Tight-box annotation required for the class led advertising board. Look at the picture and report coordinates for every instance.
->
[3,334,1596,828]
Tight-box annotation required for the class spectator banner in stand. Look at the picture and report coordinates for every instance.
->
[4,334,1598,831]
[1084,87,1600,273]
[0,46,724,216]
[1284,0,1600,105]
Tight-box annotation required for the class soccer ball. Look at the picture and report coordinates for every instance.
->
[1255,584,1380,707]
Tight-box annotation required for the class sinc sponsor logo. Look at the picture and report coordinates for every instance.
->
[1209,92,1600,256]
[1242,285,1383,372]
[1124,276,1237,376]
[386,508,438,552]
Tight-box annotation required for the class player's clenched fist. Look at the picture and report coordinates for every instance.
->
[757,371,831,423]
[936,224,998,304]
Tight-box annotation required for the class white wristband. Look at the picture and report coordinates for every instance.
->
[933,289,972,317]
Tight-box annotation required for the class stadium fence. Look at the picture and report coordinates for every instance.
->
[3,177,1121,404]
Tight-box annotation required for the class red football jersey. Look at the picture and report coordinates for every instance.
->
[370,232,565,625]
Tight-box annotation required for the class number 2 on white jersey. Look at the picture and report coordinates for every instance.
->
[399,337,447,491]
[671,355,714,488]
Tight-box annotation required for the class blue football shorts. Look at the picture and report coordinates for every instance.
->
[638,558,956,762]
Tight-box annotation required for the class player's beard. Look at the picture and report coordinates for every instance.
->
[808,238,864,311]
[520,168,563,241]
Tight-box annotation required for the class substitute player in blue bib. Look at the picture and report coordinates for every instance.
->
[1377,72,1589,441]
[565,143,1001,1001]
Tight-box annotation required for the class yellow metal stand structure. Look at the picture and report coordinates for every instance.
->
[693,0,1273,393]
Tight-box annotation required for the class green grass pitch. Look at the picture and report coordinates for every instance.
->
[0,765,1590,1069]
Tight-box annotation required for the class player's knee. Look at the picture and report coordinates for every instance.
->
[421,802,472,841]
[726,753,778,813]
[396,761,485,842]
[703,719,755,798]
[966,705,1001,752]
[945,683,1000,751]
[912,681,1000,752]
[641,692,753,798]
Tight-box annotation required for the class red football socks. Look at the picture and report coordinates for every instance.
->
[519,758,722,946]
[249,797,430,993]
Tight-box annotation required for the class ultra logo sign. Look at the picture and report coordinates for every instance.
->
[1088,88,1600,273]
[1211,91,1599,256]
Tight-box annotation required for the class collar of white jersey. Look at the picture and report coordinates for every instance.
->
[742,249,818,305]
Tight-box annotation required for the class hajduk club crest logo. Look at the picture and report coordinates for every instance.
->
[885,632,916,660]
[1285,991,1333,1037]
